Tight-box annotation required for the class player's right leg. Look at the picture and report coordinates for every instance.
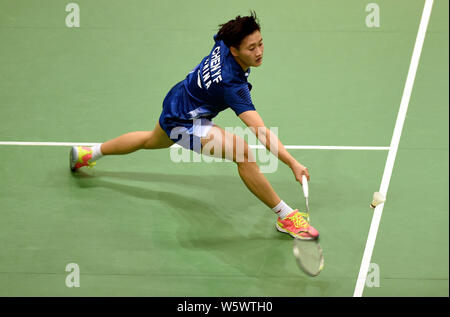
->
[200,125,319,240]
[70,122,173,171]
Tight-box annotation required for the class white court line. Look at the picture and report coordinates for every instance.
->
[250,145,389,151]
[0,141,100,147]
[353,0,434,297]
[0,141,389,151]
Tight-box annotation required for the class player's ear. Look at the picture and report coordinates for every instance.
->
[230,46,239,57]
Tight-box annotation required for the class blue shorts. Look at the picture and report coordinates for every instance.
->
[159,81,214,153]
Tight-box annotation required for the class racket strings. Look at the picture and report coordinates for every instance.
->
[294,240,323,276]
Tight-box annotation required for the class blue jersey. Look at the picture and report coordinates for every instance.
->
[161,34,255,123]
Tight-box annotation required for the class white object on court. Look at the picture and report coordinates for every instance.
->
[370,192,386,209]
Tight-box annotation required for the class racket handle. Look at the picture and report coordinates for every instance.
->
[302,175,309,198]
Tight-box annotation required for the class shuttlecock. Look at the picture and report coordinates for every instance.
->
[370,192,386,208]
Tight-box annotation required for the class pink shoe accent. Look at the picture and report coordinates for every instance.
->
[276,210,319,240]
[75,147,94,169]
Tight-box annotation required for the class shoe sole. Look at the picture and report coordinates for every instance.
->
[70,146,78,172]
[276,223,317,240]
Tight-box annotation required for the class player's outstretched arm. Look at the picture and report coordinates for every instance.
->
[238,110,310,184]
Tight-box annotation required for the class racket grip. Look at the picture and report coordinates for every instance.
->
[302,175,309,198]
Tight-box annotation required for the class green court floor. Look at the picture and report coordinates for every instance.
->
[0,0,448,297]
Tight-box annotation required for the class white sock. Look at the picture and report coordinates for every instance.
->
[272,200,294,219]
[91,144,103,162]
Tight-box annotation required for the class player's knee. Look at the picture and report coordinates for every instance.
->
[233,140,255,164]
[143,131,171,149]
[140,131,151,148]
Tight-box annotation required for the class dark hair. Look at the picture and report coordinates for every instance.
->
[216,11,261,49]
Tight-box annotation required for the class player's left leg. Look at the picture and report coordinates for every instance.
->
[100,121,174,155]
[70,122,173,171]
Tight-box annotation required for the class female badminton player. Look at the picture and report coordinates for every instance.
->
[70,12,319,240]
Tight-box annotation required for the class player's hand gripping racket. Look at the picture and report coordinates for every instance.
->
[292,175,324,277]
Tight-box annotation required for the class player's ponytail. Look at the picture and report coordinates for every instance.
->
[216,11,261,49]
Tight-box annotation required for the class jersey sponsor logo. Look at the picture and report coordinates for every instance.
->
[197,70,202,88]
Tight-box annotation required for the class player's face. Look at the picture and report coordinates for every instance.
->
[231,30,264,70]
